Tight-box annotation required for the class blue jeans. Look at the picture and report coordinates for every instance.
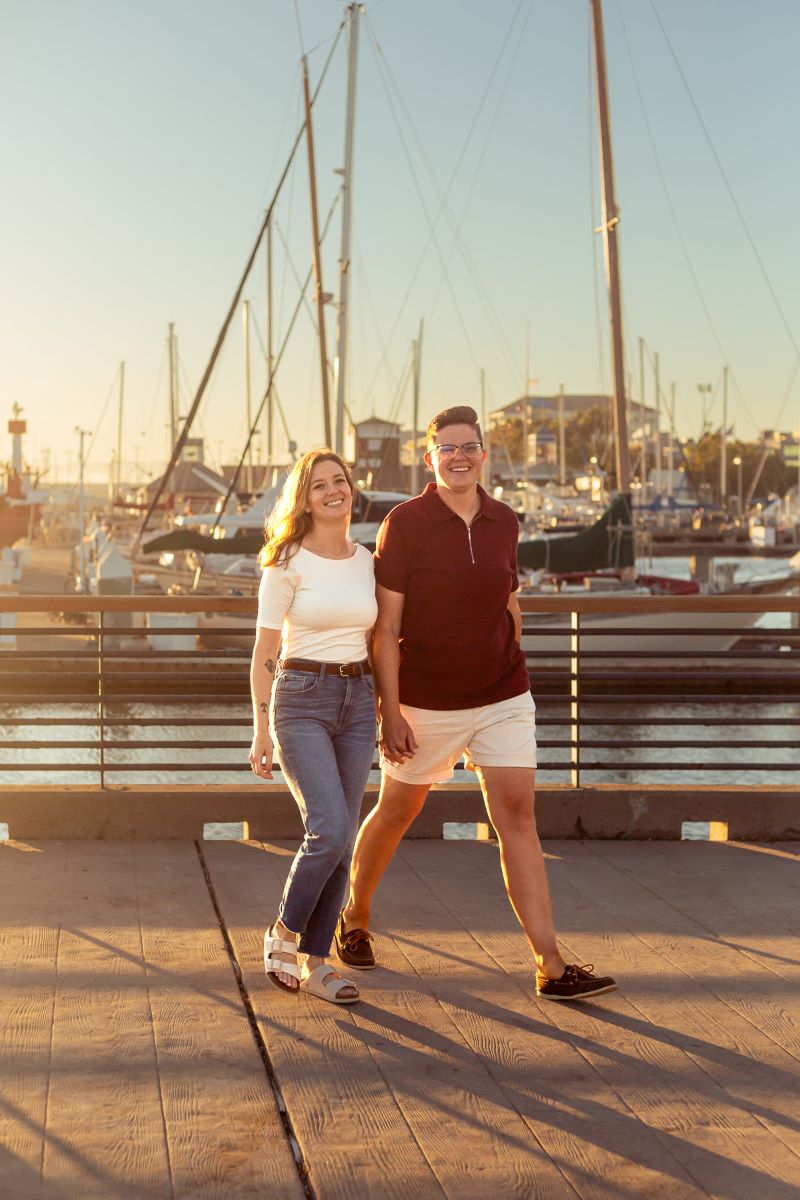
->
[270,665,377,956]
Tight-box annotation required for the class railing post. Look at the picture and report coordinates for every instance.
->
[97,610,105,789]
[570,609,580,788]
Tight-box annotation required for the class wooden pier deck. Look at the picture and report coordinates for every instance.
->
[1,837,798,1199]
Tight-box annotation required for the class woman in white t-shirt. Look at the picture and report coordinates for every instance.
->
[249,450,377,1005]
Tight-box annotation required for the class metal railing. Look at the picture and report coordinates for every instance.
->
[0,593,799,790]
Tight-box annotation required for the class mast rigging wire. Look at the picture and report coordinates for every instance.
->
[363,26,488,386]
[134,19,344,547]
[359,3,532,406]
[650,0,800,429]
[65,365,121,502]
[616,2,759,436]
[243,293,297,446]
[211,192,343,532]
[397,0,536,390]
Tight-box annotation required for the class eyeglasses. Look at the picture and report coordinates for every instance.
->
[429,441,484,459]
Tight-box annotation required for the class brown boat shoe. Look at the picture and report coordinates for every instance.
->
[335,912,376,970]
[536,962,617,1002]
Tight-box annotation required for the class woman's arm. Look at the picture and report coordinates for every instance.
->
[507,592,522,643]
[372,584,418,764]
[249,625,282,779]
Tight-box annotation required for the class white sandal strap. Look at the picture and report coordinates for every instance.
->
[265,956,301,980]
[301,963,358,997]
[264,935,297,956]
[264,930,300,979]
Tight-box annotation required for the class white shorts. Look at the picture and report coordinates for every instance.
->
[381,691,537,785]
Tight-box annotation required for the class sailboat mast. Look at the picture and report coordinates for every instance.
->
[590,0,631,493]
[167,324,177,450]
[115,361,124,497]
[266,214,274,467]
[720,365,728,506]
[410,319,424,495]
[654,350,662,496]
[302,55,333,449]
[558,381,566,486]
[243,299,253,492]
[334,2,360,456]
[481,368,491,491]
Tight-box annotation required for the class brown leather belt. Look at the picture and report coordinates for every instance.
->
[279,657,371,678]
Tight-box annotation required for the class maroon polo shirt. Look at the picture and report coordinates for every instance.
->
[373,483,530,710]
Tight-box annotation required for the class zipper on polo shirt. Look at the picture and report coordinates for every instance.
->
[466,512,482,564]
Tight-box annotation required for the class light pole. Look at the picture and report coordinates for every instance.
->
[732,455,743,516]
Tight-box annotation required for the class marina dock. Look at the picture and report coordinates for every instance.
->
[1,835,798,1198]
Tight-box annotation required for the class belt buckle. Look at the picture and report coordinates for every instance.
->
[338,664,350,678]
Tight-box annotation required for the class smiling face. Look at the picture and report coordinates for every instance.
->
[424,423,486,494]
[306,458,353,525]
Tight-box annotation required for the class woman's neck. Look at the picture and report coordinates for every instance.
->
[302,522,352,558]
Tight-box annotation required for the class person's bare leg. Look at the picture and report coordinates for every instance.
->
[268,917,299,990]
[342,776,430,930]
[476,765,566,979]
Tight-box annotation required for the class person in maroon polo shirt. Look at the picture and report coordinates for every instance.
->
[335,405,617,1002]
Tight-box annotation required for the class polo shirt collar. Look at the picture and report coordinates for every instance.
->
[420,482,497,522]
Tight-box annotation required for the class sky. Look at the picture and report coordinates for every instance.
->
[2,0,799,484]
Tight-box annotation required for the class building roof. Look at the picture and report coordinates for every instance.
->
[492,393,658,419]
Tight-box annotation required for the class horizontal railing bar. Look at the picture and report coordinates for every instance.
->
[542,734,796,744]
[566,762,800,771]
[522,650,800,660]
[0,740,254,750]
[0,650,249,660]
[494,673,794,686]
[3,594,800,614]
[0,716,247,726]
[0,763,253,771]
[0,695,249,705]
[576,694,800,703]
[11,738,794,753]
[2,761,796,773]
[520,626,800,639]
[536,716,800,726]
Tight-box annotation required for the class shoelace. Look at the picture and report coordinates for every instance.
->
[565,963,596,980]
[341,928,374,952]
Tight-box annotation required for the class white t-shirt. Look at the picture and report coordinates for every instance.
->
[256,542,377,662]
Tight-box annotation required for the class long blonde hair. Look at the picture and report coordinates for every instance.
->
[259,449,354,568]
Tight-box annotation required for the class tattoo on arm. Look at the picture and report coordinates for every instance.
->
[259,702,269,714]
[265,657,276,673]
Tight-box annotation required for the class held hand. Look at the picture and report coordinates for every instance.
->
[249,732,274,780]
[378,712,418,765]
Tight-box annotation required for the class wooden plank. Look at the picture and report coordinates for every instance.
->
[541,842,800,1171]
[626,840,800,984]
[132,841,303,1198]
[390,842,707,1199]
[345,864,571,1197]
[479,839,800,1189]
[402,841,800,1198]
[7,840,170,1198]
[0,840,301,1200]
[582,841,800,1051]
[203,839,440,1199]
[0,840,70,1200]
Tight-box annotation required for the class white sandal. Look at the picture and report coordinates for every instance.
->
[264,927,300,993]
[299,963,360,1005]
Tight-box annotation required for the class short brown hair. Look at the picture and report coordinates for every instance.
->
[426,405,482,445]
